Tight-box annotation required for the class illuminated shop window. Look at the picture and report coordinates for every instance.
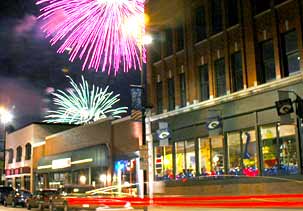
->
[227,130,258,176]
[175,141,185,178]
[261,124,298,176]
[175,140,196,180]
[261,125,278,176]
[278,125,298,175]
[227,132,241,175]
[210,136,225,175]
[199,138,211,175]
[242,130,258,176]
[154,146,173,180]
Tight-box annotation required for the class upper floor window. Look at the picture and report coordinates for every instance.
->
[252,0,270,15]
[227,0,239,27]
[25,143,32,160]
[8,149,13,164]
[194,6,207,42]
[156,81,163,114]
[176,25,184,51]
[281,30,300,76]
[258,40,276,83]
[16,146,22,162]
[198,64,209,101]
[214,58,226,97]
[150,32,161,62]
[164,28,173,57]
[168,78,175,111]
[231,51,243,92]
[180,73,187,107]
[212,0,223,34]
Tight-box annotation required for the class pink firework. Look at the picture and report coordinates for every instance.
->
[36,0,146,75]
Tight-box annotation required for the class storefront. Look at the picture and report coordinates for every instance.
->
[151,82,303,182]
[36,144,109,189]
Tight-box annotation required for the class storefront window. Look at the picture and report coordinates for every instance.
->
[242,130,258,176]
[185,140,196,177]
[175,141,185,179]
[211,136,224,175]
[175,140,196,180]
[227,132,241,175]
[199,138,211,175]
[227,130,258,176]
[15,177,21,189]
[154,146,173,180]
[261,125,278,176]
[24,176,30,191]
[261,124,298,176]
[278,125,298,175]
[7,178,13,187]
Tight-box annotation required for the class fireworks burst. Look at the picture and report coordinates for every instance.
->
[44,76,128,124]
[36,0,146,75]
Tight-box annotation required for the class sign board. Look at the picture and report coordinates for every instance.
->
[52,158,71,169]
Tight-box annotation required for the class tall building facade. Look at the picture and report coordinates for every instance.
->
[146,0,303,195]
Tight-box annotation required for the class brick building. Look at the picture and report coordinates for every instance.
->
[145,0,303,195]
[5,123,73,192]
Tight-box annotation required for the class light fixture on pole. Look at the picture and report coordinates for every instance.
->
[0,108,13,185]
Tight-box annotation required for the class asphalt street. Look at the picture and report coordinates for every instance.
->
[0,206,302,211]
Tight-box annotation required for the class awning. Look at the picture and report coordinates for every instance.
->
[36,144,109,173]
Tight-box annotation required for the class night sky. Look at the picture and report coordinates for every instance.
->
[0,0,141,130]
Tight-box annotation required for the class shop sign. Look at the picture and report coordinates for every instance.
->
[52,158,71,169]
[207,110,222,136]
[156,122,171,146]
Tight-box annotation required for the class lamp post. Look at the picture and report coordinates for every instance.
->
[0,108,13,185]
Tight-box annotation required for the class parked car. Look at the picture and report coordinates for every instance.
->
[26,189,57,210]
[0,186,14,204]
[49,185,94,211]
[3,189,32,207]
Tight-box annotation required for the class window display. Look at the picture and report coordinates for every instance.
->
[175,140,196,180]
[211,136,224,175]
[154,146,173,180]
[199,138,211,176]
[185,140,196,177]
[261,125,278,176]
[242,130,258,176]
[261,124,298,176]
[278,125,298,175]
[227,132,241,175]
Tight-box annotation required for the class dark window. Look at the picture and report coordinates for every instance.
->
[252,0,270,15]
[168,78,175,111]
[156,82,163,114]
[180,73,187,107]
[25,176,30,191]
[150,32,161,62]
[281,30,300,76]
[214,58,226,97]
[227,0,239,27]
[231,51,243,92]
[199,64,209,101]
[164,28,173,56]
[274,0,287,5]
[25,143,32,160]
[8,149,13,164]
[176,25,184,51]
[258,40,276,83]
[195,6,207,42]
[16,146,22,162]
[212,0,223,34]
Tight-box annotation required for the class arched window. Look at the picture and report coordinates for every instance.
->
[8,149,13,164]
[25,143,32,160]
[16,146,22,162]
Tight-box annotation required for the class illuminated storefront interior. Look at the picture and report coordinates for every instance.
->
[154,124,299,181]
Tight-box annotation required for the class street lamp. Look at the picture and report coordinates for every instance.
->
[0,108,13,185]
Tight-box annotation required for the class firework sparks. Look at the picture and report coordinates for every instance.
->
[36,0,146,75]
[44,76,128,124]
